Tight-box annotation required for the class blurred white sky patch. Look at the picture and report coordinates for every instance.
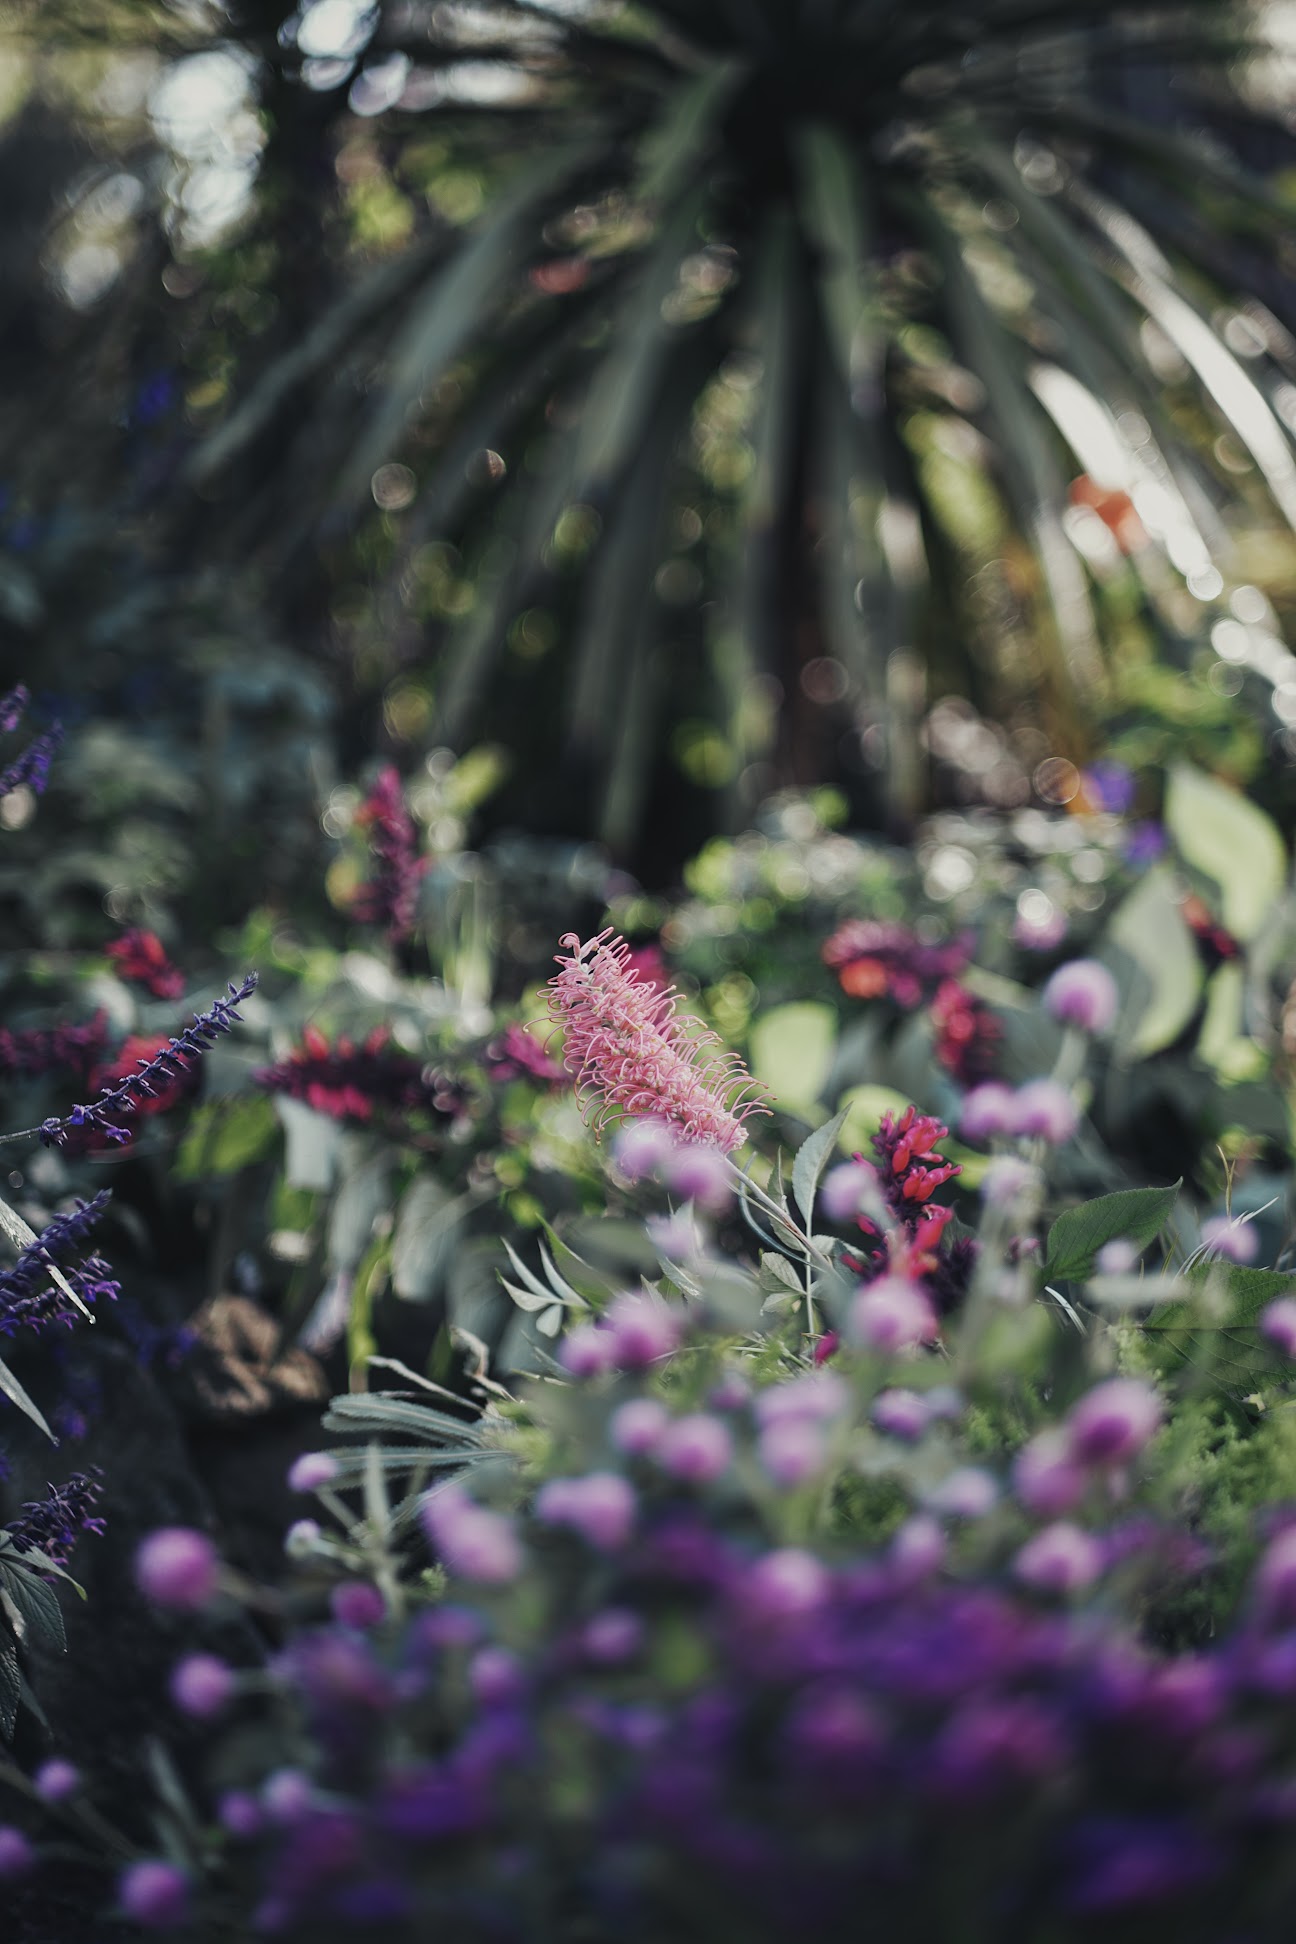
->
[149,47,264,248]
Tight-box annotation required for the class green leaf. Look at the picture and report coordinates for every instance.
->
[637,60,742,205]
[0,1355,54,1443]
[1145,1261,1296,1393]
[1044,1181,1182,1282]
[748,1003,837,1119]
[1165,764,1287,943]
[274,1097,342,1192]
[0,1646,19,1740]
[176,1094,279,1180]
[0,1562,66,1655]
[1105,866,1203,1056]
[791,1105,851,1229]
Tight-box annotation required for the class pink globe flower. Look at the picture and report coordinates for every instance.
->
[1008,1079,1078,1145]
[559,1324,619,1379]
[420,1485,523,1584]
[1042,959,1120,1036]
[535,1472,637,1550]
[135,1528,220,1610]
[1261,1297,1296,1359]
[119,1861,189,1929]
[33,1760,79,1803]
[820,1160,880,1223]
[848,1276,938,1355]
[170,1653,235,1720]
[1067,1378,1162,1468]
[1013,1430,1087,1518]
[288,1451,339,1493]
[330,1581,387,1629]
[759,1418,828,1489]
[609,1398,670,1457]
[604,1290,683,1368]
[657,1413,732,1484]
[744,1548,832,1621]
[1200,1216,1259,1264]
[959,1082,1016,1143]
[1014,1521,1104,1596]
[665,1141,732,1212]
[0,1827,33,1879]
[612,1116,677,1182]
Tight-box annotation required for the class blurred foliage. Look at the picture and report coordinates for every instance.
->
[0,2,1293,889]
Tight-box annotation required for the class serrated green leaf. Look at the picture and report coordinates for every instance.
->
[1045,1181,1182,1282]
[0,1563,66,1655]
[791,1105,850,1229]
[1166,764,1287,943]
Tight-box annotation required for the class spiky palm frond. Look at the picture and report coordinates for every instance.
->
[192,0,1296,845]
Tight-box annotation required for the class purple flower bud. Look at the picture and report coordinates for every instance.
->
[754,1371,850,1427]
[119,1861,189,1929]
[889,1513,946,1582]
[744,1548,831,1622]
[657,1413,732,1484]
[559,1324,618,1379]
[647,1210,702,1261]
[469,1646,525,1707]
[926,1467,998,1521]
[288,1452,339,1493]
[581,1608,643,1664]
[848,1276,938,1354]
[169,1653,234,1719]
[33,1759,78,1802]
[759,1418,827,1489]
[871,1389,928,1442]
[959,1083,1016,1143]
[1068,1378,1162,1467]
[1008,1079,1078,1145]
[1014,1521,1104,1596]
[285,1518,322,1558]
[665,1142,732,1212]
[261,1768,313,1824]
[0,1827,33,1878]
[1043,959,1120,1035]
[981,1156,1040,1209]
[820,1160,879,1224]
[535,1472,637,1550]
[613,1117,676,1183]
[604,1291,683,1368]
[610,1398,669,1457]
[708,1370,751,1412]
[1200,1216,1259,1264]
[1096,1239,1139,1274]
[135,1527,219,1609]
[1014,1430,1087,1517]
[1262,1298,1296,1359]
[421,1485,523,1584]
[218,1790,263,1838]
[330,1581,386,1629]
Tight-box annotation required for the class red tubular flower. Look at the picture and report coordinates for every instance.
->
[873,1106,961,1208]
[106,929,185,1000]
[929,978,1000,1085]
[547,930,769,1152]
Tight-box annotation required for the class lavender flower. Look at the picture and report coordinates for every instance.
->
[0,721,62,800]
[40,975,256,1148]
[5,1469,105,1568]
[0,686,28,733]
[0,1191,119,1337]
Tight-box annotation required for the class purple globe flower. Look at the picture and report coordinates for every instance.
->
[0,1826,33,1878]
[1261,1297,1296,1359]
[1043,959,1120,1035]
[1014,1521,1104,1596]
[848,1276,938,1354]
[1008,1079,1079,1145]
[33,1759,79,1802]
[656,1413,732,1484]
[871,1389,929,1442]
[889,1513,947,1581]
[218,1790,263,1838]
[759,1418,827,1489]
[581,1608,644,1664]
[330,1581,387,1629]
[744,1548,832,1622]
[134,1527,219,1610]
[820,1160,879,1223]
[261,1768,314,1824]
[1200,1216,1259,1264]
[925,1467,998,1521]
[609,1397,669,1456]
[665,1141,732,1211]
[170,1653,235,1719]
[1014,1430,1087,1517]
[469,1646,525,1707]
[421,1485,523,1584]
[119,1861,189,1929]
[604,1290,683,1368]
[535,1472,637,1549]
[959,1082,1016,1143]
[288,1451,339,1493]
[612,1116,676,1182]
[559,1324,618,1378]
[981,1156,1039,1210]
[1068,1378,1162,1468]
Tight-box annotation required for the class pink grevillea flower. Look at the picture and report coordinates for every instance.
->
[547,931,769,1152]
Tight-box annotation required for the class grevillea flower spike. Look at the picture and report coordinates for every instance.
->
[547,932,769,1152]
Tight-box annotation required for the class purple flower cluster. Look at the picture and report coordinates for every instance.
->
[0,686,62,800]
[0,1191,120,1337]
[350,767,426,946]
[40,976,256,1148]
[253,1025,469,1133]
[5,1468,105,1568]
[0,1013,108,1082]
